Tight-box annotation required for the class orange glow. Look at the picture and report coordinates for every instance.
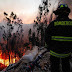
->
[0,52,19,66]
[0,51,25,67]
[5,59,9,66]
[0,52,2,56]
[13,58,15,63]
[0,58,16,66]
[24,49,25,52]
[0,44,32,67]
[0,58,4,64]
[23,53,25,55]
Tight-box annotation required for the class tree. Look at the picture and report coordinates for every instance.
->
[0,11,24,64]
[33,0,49,46]
[32,0,62,47]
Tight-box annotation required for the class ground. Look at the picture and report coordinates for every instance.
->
[1,47,72,72]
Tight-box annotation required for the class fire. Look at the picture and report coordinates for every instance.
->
[0,52,19,66]
[0,59,4,64]
[0,44,32,67]
[5,59,9,66]
[0,58,16,66]
[13,58,15,63]
[0,50,2,56]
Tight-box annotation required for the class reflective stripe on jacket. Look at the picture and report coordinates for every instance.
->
[52,36,72,41]
[50,50,71,58]
[45,17,72,54]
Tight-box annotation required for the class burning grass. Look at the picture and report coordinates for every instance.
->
[0,43,33,71]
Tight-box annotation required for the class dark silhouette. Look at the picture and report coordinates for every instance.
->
[45,4,72,72]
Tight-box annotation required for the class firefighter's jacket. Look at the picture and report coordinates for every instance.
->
[45,17,72,58]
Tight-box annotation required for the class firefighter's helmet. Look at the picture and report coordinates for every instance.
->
[53,4,70,15]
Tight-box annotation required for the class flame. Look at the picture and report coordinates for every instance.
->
[0,52,18,66]
[5,59,9,66]
[13,58,15,63]
[0,59,4,64]
[0,50,2,56]
[0,58,16,66]
[0,44,32,67]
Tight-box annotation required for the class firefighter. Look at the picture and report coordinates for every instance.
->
[45,4,72,72]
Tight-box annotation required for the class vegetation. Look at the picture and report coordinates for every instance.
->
[29,0,49,47]
[0,0,62,66]
[28,0,62,47]
[0,12,24,64]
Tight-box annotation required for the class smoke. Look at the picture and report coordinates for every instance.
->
[62,0,72,5]
[48,0,72,21]
[61,0,72,10]
[61,0,72,19]
[0,21,33,43]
